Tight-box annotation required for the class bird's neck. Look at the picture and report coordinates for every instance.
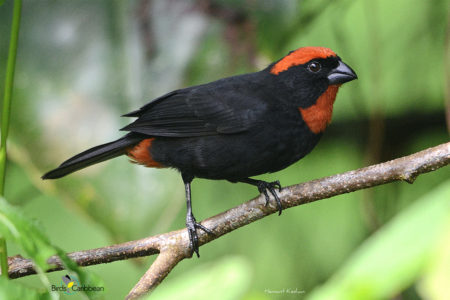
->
[298,85,340,134]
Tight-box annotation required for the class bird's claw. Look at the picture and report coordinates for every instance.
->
[186,214,214,257]
[256,180,283,215]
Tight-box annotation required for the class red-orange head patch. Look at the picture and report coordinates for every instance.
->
[271,47,336,75]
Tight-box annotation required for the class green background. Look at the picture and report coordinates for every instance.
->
[0,0,449,299]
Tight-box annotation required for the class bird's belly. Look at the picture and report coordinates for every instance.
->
[151,126,320,180]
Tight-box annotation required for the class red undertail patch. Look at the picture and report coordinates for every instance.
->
[126,138,164,168]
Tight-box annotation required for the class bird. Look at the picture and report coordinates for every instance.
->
[43,46,357,257]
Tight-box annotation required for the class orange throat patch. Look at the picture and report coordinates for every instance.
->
[126,138,164,168]
[299,85,340,134]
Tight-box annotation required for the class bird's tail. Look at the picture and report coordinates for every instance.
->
[42,134,143,179]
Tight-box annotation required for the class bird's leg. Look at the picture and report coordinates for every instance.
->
[239,178,283,215]
[183,178,214,257]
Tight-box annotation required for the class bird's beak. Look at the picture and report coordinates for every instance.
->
[327,60,357,85]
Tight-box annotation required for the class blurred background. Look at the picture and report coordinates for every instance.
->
[0,0,449,299]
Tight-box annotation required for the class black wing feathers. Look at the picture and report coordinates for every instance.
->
[42,73,268,179]
[121,90,180,117]
[121,77,264,137]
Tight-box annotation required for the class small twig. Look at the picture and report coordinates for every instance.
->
[7,142,450,299]
[126,250,185,299]
[135,0,156,59]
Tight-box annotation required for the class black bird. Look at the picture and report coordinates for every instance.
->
[43,47,357,256]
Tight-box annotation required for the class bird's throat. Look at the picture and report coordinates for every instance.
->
[298,85,340,134]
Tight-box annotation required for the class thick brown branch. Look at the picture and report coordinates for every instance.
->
[7,142,450,298]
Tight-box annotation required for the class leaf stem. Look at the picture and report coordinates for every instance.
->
[0,238,7,278]
[0,0,22,195]
[0,0,23,279]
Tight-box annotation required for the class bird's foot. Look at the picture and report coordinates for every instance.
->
[256,180,283,215]
[186,213,214,257]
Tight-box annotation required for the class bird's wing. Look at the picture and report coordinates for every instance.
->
[121,78,267,137]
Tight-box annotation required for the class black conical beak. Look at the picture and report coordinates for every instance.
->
[328,60,357,85]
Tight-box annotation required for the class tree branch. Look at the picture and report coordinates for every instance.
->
[7,142,450,299]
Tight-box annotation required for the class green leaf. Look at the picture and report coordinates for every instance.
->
[0,199,56,272]
[308,180,450,300]
[0,276,52,300]
[417,220,450,300]
[0,198,104,299]
[0,0,5,7]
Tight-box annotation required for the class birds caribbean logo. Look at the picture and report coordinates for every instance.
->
[61,274,79,295]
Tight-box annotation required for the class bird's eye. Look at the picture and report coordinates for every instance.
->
[307,61,321,73]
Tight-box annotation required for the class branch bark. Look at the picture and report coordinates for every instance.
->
[7,142,450,299]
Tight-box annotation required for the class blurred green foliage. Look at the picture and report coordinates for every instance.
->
[0,0,449,299]
[0,197,103,299]
[308,180,450,300]
[149,256,252,300]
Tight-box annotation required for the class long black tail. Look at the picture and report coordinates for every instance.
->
[42,134,143,179]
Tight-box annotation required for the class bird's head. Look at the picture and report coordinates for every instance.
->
[268,47,357,133]
[269,47,357,102]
